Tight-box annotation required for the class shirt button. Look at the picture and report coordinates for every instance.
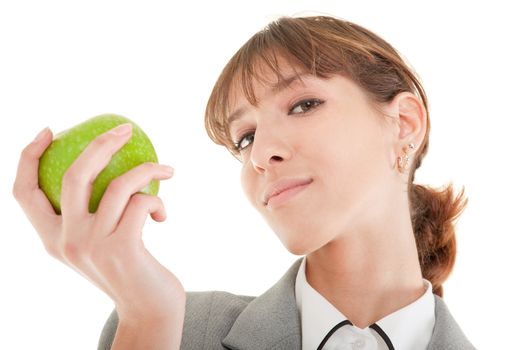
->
[352,338,365,349]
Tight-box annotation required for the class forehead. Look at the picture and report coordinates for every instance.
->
[234,53,310,96]
[226,57,310,118]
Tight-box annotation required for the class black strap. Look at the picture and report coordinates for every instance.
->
[316,320,395,350]
[369,322,395,350]
[316,320,352,350]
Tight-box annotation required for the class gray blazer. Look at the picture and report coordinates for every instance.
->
[98,258,476,349]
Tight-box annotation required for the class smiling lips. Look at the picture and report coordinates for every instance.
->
[263,178,313,206]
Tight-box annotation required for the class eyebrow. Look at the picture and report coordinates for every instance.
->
[227,72,310,126]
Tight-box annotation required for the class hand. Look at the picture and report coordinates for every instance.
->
[13,124,185,323]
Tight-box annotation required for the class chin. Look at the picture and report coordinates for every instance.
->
[280,236,320,256]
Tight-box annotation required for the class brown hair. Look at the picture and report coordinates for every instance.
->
[204,15,468,298]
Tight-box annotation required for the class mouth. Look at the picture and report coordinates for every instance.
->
[264,179,312,209]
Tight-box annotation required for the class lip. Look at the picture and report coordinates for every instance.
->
[263,177,313,206]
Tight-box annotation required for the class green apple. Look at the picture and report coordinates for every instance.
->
[38,113,159,214]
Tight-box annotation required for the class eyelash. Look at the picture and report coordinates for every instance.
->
[232,98,324,153]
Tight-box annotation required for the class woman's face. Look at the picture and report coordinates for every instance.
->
[228,61,404,255]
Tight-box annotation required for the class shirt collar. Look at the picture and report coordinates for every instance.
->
[295,256,436,350]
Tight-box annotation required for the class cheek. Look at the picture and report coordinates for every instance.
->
[311,115,386,201]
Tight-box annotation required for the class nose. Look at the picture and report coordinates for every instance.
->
[248,123,292,173]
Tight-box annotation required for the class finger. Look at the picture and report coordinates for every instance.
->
[13,127,61,236]
[60,123,132,222]
[113,194,166,239]
[95,162,173,235]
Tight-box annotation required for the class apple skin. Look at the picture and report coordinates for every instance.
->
[38,114,159,214]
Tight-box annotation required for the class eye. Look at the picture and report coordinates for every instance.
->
[289,98,323,114]
[233,132,254,153]
[232,98,324,153]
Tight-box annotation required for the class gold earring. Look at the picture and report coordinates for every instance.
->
[397,143,415,172]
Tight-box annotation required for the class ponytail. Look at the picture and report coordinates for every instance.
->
[410,183,469,297]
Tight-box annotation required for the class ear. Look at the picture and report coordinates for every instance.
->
[388,91,427,158]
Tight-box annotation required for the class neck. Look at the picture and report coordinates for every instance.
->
[305,203,426,329]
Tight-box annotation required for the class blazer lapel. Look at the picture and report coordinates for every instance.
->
[221,258,303,350]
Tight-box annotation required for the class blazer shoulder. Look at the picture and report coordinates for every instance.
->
[182,291,255,350]
[96,291,255,350]
[429,294,477,350]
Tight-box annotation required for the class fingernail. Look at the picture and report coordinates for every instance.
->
[161,165,174,175]
[109,123,132,136]
[33,127,49,143]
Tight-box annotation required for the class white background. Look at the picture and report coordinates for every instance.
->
[1,0,506,349]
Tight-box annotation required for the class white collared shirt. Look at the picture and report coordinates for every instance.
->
[295,257,436,350]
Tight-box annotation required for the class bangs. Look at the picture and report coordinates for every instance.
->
[232,47,310,109]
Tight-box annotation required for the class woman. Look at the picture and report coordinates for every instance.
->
[13,15,475,349]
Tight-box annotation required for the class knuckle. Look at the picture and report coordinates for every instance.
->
[108,176,127,193]
[43,241,61,260]
[62,167,85,186]
[20,144,35,159]
[130,193,147,207]
[61,242,78,262]
[61,240,87,264]
[93,134,111,147]
[12,183,23,201]
[143,162,157,171]
[130,193,161,210]
[89,134,122,161]
[154,196,163,206]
